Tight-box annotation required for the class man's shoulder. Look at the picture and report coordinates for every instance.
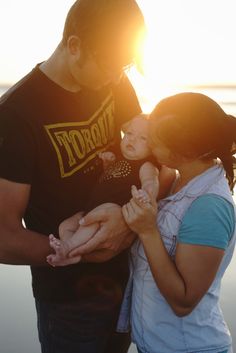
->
[0,67,38,108]
[111,74,134,93]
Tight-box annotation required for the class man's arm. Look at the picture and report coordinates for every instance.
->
[0,178,51,265]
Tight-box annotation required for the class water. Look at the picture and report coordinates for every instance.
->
[0,258,235,353]
[0,85,236,352]
[186,85,236,117]
[0,265,137,353]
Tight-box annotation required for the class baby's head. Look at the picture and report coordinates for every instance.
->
[121,114,151,160]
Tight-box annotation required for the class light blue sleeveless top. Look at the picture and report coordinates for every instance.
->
[117,164,236,353]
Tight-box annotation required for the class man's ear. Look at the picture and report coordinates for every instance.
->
[67,35,81,55]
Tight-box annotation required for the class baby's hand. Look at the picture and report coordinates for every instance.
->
[131,185,151,204]
[99,151,116,169]
[46,234,82,267]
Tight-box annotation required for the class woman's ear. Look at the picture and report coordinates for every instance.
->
[168,150,181,163]
[169,149,195,165]
[177,151,200,163]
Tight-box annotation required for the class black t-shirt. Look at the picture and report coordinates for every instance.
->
[0,65,141,301]
[85,152,160,211]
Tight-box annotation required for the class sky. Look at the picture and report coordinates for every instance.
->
[0,0,236,110]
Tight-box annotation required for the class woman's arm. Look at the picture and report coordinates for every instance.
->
[140,230,224,316]
[122,192,225,317]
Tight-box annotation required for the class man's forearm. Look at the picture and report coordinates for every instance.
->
[0,225,52,266]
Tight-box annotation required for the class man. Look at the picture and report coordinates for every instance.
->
[0,1,145,352]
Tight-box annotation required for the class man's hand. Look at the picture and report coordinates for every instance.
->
[69,203,135,256]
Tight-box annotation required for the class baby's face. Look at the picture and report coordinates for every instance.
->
[120,116,151,160]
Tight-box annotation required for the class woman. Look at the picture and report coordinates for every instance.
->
[120,92,236,353]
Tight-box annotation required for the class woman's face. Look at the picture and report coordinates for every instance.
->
[149,116,180,169]
[151,138,174,167]
[149,121,179,168]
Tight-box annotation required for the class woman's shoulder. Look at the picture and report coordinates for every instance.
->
[179,194,235,249]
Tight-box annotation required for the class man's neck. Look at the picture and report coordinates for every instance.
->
[39,46,82,93]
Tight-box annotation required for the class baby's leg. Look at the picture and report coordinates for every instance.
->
[49,233,70,256]
[68,203,117,257]
[47,234,82,266]
[47,222,100,266]
[59,211,84,242]
[66,222,100,255]
[46,211,86,266]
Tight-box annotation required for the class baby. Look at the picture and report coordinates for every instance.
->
[47,114,164,266]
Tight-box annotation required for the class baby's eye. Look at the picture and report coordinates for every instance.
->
[140,135,147,141]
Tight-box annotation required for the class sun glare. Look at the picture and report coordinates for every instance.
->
[129,2,191,113]
[0,0,236,114]
[129,0,236,113]
[129,25,183,113]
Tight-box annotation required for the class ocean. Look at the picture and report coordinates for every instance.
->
[0,84,236,353]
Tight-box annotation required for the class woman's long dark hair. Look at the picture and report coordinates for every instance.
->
[149,92,236,191]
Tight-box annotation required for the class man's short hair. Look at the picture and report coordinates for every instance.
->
[62,0,145,70]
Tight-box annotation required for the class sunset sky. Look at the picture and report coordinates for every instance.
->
[0,0,236,110]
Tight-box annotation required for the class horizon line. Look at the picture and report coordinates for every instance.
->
[183,83,236,89]
[1,82,236,90]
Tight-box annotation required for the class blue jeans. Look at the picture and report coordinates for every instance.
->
[35,299,130,353]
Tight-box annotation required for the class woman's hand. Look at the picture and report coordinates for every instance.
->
[122,185,157,237]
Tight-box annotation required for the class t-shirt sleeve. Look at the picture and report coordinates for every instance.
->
[0,106,36,184]
[178,194,235,250]
[112,74,141,128]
